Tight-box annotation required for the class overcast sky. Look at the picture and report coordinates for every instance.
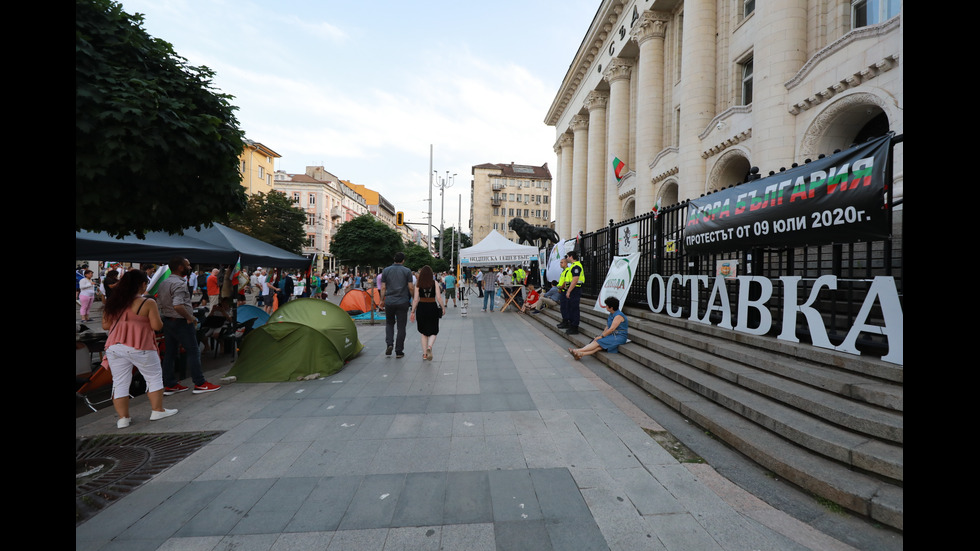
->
[120,0,599,234]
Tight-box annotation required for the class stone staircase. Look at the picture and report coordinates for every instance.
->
[527,302,904,531]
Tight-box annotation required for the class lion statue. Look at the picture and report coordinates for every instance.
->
[508,218,560,248]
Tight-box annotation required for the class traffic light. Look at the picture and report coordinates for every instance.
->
[396,211,404,226]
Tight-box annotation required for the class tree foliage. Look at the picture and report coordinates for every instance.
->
[330,215,404,269]
[228,191,307,254]
[76,0,247,238]
[402,243,447,273]
[433,227,473,269]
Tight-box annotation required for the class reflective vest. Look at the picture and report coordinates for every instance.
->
[569,261,584,286]
[558,266,571,289]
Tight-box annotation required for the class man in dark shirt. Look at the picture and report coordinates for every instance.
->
[379,252,415,358]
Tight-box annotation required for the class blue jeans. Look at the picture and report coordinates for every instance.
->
[162,317,205,387]
[483,288,495,311]
[385,302,410,354]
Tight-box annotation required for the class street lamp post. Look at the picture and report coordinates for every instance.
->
[435,171,455,260]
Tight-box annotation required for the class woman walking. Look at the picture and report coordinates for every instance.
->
[78,269,96,322]
[101,269,178,428]
[410,265,446,360]
[569,296,629,360]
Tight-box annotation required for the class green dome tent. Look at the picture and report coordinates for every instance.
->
[227,298,363,382]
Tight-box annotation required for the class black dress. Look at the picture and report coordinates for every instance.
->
[416,286,440,336]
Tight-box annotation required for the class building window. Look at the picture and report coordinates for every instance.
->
[307,234,315,247]
[741,0,755,19]
[508,208,514,216]
[240,160,246,173]
[258,166,265,179]
[852,0,899,28]
[309,193,316,206]
[292,192,300,204]
[543,196,549,204]
[739,57,753,106]
[493,207,499,216]
[307,214,316,225]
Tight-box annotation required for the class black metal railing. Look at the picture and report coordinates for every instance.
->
[569,135,903,358]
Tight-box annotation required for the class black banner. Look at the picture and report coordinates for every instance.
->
[683,134,892,254]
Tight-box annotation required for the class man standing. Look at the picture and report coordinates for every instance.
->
[206,268,220,307]
[475,268,484,297]
[379,252,414,358]
[158,256,221,395]
[564,251,584,335]
[556,258,571,329]
[444,271,457,307]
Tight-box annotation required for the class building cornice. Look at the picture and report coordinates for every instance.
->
[787,17,900,115]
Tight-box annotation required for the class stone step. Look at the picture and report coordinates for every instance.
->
[531,305,903,530]
[585,315,903,444]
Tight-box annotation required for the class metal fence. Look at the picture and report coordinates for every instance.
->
[570,136,903,358]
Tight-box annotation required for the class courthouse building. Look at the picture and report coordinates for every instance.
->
[470,162,553,245]
[546,0,903,238]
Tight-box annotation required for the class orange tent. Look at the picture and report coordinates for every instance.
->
[339,288,381,314]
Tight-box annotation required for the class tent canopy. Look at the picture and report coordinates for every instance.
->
[226,298,363,382]
[76,223,310,268]
[459,229,539,266]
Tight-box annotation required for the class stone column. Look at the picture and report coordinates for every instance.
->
[557,133,574,239]
[677,0,715,200]
[752,0,807,172]
[569,114,590,237]
[630,11,669,213]
[552,138,563,236]
[603,58,633,223]
[584,91,608,233]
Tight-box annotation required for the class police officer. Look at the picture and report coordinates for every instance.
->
[556,257,571,329]
[564,251,584,335]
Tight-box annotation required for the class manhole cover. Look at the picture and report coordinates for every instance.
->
[75,431,222,526]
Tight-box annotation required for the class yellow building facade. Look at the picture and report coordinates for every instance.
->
[239,139,281,196]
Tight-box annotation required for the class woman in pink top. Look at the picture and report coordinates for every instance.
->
[102,270,178,428]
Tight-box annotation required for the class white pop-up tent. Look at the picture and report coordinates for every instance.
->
[459,229,539,266]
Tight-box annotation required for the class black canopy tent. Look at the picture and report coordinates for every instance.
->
[76,223,310,269]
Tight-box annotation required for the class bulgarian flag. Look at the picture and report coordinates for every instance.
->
[231,256,242,281]
[652,197,662,218]
[146,266,171,297]
[612,157,626,182]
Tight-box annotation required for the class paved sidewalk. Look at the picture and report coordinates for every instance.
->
[76,297,870,551]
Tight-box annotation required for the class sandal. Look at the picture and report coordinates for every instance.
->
[427,347,434,361]
[568,348,581,360]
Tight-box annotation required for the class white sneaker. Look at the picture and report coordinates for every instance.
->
[149,408,179,421]
[117,417,131,429]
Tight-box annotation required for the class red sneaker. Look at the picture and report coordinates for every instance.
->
[163,383,188,396]
[192,381,221,394]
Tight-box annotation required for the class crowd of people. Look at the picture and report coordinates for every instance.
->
[78,249,628,428]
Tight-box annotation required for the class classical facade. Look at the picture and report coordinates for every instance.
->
[273,170,346,271]
[239,139,281,196]
[546,0,903,238]
[470,162,553,245]
[341,180,398,230]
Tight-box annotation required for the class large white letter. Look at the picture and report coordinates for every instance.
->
[647,274,666,313]
[700,276,733,329]
[778,275,836,349]
[666,274,685,317]
[837,276,903,365]
[734,276,773,335]
[686,276,709,322]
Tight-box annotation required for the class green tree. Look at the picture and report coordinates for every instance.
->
[433,227,473,268]
[330,215,404,270]
[403,243,435,272]
[76,0,246,238]
[228,191,307,254]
